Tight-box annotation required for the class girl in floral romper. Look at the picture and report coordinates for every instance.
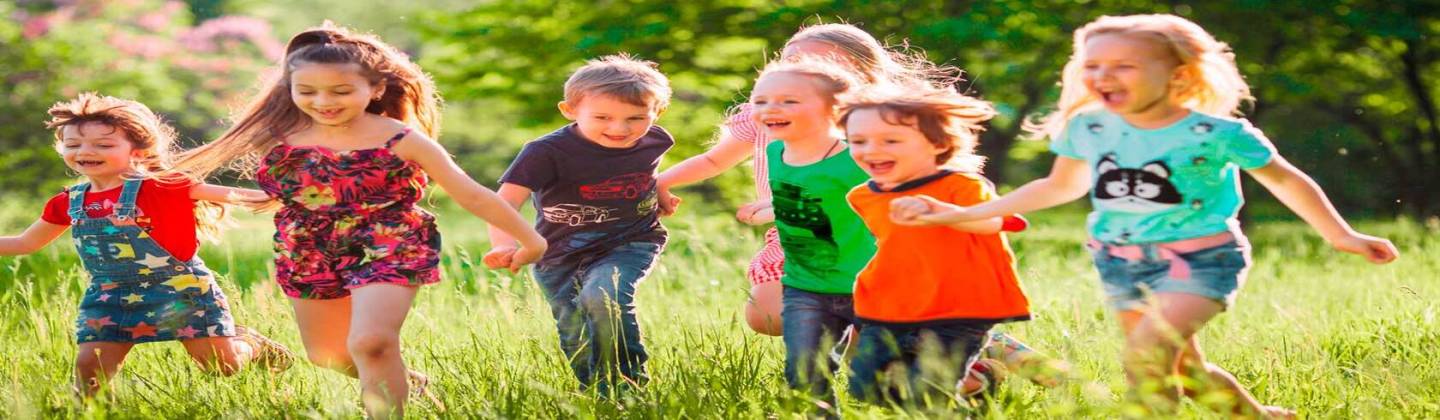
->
[0,93,291,396]
[170,24,546,418]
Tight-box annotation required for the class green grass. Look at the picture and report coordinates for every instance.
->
[0,200,1436,419]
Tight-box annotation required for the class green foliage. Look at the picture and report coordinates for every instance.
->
[0,0,277,195]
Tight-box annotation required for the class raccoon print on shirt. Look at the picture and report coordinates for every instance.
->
[1093,154,1182,213]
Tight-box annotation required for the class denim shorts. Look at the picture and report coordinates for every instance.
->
[1088,237,1252,311]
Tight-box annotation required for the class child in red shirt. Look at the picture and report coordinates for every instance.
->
[841,86,1034,405]
[0,93,291,396]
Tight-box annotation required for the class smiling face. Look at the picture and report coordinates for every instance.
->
[58,122,141,184]
[845,108,946,189]
[558,94,659,148]
[1082,33,1185,120]
[289,62,382,126]
[749,71,837,144]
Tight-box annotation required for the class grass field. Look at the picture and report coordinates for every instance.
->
[0,200,1436,419]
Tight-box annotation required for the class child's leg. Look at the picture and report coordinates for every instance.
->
[743,232,785,336]
[74,342,134,396]
[779,287,850,402]
[743,281,784,336]
[1123,293,1293,418]
[847,325,904,404]
[347,283,419,419]
[976,331,1072,388]
[577,242,661,389]
[531,262,593,385]
[290,296,358,376]
[180,336,252,375]
[912,323,991,403]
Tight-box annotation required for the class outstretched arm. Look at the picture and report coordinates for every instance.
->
[1247,156,1398,264]
[896,156,1093,225]
[656,132,755,216]
[0,220,68,255]
[657,132,755,190]
[482,183,535,271]
[395,132,547,271]
[190,183,275,211]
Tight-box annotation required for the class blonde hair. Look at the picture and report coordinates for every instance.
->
[170,23,441,181]
[564,54,672,111]
[755,55,862,107]
[46,93,230,242]
[1030,14,1252,140]
[839,86,997,173]
[784,23,959,91]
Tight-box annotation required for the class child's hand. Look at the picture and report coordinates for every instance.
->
[482,246,518,270]
[1332,232,1400,264]
[736,200,773,225]
[230,190,278,213]
[658,188,682,217]
[507,244,544,272]
[890,195,966,226]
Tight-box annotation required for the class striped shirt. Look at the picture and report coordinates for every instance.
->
[723,104,772,201]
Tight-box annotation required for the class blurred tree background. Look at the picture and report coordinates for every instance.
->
[2,0,1436,218]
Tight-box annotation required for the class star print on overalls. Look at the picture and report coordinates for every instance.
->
[65,179,237,344]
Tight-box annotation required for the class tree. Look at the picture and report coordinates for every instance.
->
[0,0,279,195]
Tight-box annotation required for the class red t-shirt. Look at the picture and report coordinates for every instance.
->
[41,180,200,261]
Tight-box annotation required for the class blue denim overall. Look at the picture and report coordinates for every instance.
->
[69,179,236,343]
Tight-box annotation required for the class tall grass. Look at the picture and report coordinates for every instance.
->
[0,199,1435,418]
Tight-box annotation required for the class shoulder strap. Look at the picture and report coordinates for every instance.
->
[113,179,144,219]
[66,183,91,221]
[384,127,414,149]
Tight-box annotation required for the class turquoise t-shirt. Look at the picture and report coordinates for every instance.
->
[1050,110,1276,244]
[767,140,876,294]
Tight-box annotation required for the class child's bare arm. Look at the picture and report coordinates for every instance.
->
[395,132,547,270]
[889,195,1004,233]
[914,157,1092,224]
[1247,156,1398,264]
[190,184,275,212]
[0,220,68,255]
[484,183,533,263]
[657,132,754,190]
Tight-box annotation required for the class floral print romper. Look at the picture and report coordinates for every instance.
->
[257,128,442,299]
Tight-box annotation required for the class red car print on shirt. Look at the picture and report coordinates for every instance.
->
[579,173,655,200]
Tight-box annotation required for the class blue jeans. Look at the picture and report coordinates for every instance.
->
[847,320,993,405]
[781,286,857,405]
[532,241,662,391]
[1089,238,1251,311]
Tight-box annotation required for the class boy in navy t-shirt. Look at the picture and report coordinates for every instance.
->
[485,55,673,393]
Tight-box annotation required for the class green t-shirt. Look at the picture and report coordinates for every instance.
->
[1051,109,1276,244]
[766,140,876,294]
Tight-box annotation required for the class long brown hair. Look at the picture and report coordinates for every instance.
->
[47,93,230,242]
[171,22,441,180]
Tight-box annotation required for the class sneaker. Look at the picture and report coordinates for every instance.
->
[408,370,446,412]
[962,358,1007,399]
[235,325,293,373]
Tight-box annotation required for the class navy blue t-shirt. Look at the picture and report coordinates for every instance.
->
[499,124,673,264]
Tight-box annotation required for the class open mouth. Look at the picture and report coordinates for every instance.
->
[863,160,895,174]
[75,160,105,168]
[762,118,792,130]
[1098,90,1128,106]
